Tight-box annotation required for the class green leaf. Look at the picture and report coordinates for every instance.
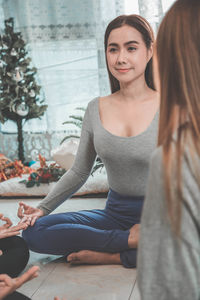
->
[69,115,83,122]
[19,179,27,184]
[91,163,104,176]
[26,180,36,188]
[62,120,82,128]
[30,172,38,179]
[75,107,86,111]
[27,104,47,119]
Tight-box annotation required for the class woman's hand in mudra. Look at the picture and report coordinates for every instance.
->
[0,214,27,240]
[0,266,39,300]
[17,202,44,227]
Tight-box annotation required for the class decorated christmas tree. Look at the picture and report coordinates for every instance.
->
[0,18,47,163]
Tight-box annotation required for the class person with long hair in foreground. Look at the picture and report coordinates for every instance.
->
[138,0,200,298]
[17,14,159,268]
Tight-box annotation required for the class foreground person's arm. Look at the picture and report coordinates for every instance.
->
[137,147,200,300]
[0,266,39,300]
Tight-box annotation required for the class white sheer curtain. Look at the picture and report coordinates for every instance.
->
[0,0,124,159]
[1,0,124,134]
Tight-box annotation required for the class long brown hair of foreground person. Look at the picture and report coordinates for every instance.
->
[104,14,155,93]
[157,0,200,233]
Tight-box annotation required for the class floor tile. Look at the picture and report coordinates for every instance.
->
[129,279,141,300]
[31,262,136,300]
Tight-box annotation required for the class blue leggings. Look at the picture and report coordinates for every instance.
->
[22,189,144,268]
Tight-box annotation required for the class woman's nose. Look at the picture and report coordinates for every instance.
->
[116,50,127,64]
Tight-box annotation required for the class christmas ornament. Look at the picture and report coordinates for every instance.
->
[2,44,8,50]
[12,101,29,116]
[10,48,17,56]
[29,89,35,97]
[13,67,23,82]
[0,60,6,68]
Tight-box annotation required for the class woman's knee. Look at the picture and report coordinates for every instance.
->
[22,220,48,252]
[22,226,33,244]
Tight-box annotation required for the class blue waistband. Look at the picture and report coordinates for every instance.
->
[105,189,144,219]
[108,188,144,202]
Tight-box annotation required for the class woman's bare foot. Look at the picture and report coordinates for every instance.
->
[128,224,140,248]
[67,250,121,265]
[0,249,3,255]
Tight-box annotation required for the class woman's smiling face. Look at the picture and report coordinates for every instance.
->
[106,25,153,85]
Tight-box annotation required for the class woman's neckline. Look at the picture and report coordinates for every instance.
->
[96,97,159,140]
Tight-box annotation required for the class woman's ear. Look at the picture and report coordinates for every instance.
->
[153,46,160,92]
[147,43,153,62]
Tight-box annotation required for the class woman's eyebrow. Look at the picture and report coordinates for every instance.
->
[108,40,139,47]
[108,42,118,47]
[125,40,139,45]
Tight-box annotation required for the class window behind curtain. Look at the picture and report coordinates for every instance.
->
[0,0,122,160]
[1,0,113,134]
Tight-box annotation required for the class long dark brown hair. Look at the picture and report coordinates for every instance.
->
[104,14,155,93]
[157,0,200,233]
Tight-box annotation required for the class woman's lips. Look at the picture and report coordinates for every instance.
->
[115,68,131,73]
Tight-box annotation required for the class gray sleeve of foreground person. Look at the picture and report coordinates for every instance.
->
[37,104,97,215]
[137,147,200,300]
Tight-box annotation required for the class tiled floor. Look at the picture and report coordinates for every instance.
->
[0,197,140,300]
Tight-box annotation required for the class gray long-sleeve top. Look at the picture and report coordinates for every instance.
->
[38,97,159,215]
[137,145,200,300]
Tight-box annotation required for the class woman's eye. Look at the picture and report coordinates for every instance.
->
[109,48,117,52]
[128,46,137,51]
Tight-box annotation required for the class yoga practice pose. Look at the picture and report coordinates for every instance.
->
[18,14,159,268]
[138,0,200,298]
